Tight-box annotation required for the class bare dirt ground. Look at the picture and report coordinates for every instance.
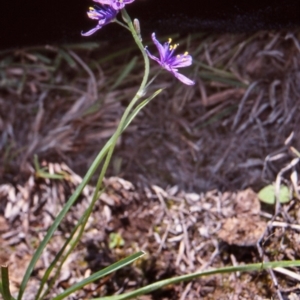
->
[1,30,300,299]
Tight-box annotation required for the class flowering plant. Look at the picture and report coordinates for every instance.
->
[2,2,300,300]
[2,3,300,300]
[1,2,194,300]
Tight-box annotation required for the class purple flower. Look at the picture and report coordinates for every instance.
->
[93,0,135,10]
[145,33,195,85]
[81,5,118,36]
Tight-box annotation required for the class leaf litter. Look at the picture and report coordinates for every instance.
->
[1,30,300,298]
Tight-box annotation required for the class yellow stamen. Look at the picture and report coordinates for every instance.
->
[168,38,172,44]
[169,43,179,51]
[184,51,188,55]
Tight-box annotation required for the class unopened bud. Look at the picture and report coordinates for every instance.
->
[133,19,142,41]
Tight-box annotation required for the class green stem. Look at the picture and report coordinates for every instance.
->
[19,134,113,300]
[34,8,150,300]
[122,9,150,91]
[95,260,300,300]
[69,6,150,266]
[114,20,130,31]
[89,8,150,224]
[94,8,150,203]
[36,191,104,300]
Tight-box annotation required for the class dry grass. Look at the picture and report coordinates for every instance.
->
[2,31,300,191]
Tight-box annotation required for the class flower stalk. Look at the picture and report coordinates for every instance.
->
[33,8,151,300]
[15,1,194,299]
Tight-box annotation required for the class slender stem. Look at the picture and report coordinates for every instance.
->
[122,9,149,92]
[70,7,150,258]
[52,252,145,300]
[115,20,130,31]
[96,260,300,300]
[94,8,150,196]
[145,70,162,90]
[38,214,90,300]
[34,8,150,300]
[22,136,114,300]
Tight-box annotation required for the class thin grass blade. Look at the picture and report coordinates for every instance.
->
[51,251,145,300]
[1,265,15,300]
[17,136,115,300]
[95,260,300,300]
[124,89,162,128]
[37,92,154,296]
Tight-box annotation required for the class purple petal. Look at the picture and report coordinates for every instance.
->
[168,54,193,68]
[151,33,168,62]
[111,0,135,10]
[145,47,162,66]
[82,5,117,36]
[171,70,195,85]
[81,25,102,36]
[93,0,135,10]
[93,0,112,5]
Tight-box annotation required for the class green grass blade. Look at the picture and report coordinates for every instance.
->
[35,240,68,300]
[195,61,238,78]
[96,260,300,300]
[37,187,105,300]
[36,85,155,298]
[62,43,100,50]
[35,191,102,300]
[97,46,136,64]
[17,135,115,300]
[52,251,145,300]
[198,71,247,87]
[1,265,15,300]
[58,49,77,68]
[31,52,52,64]
[124,89,163,127]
